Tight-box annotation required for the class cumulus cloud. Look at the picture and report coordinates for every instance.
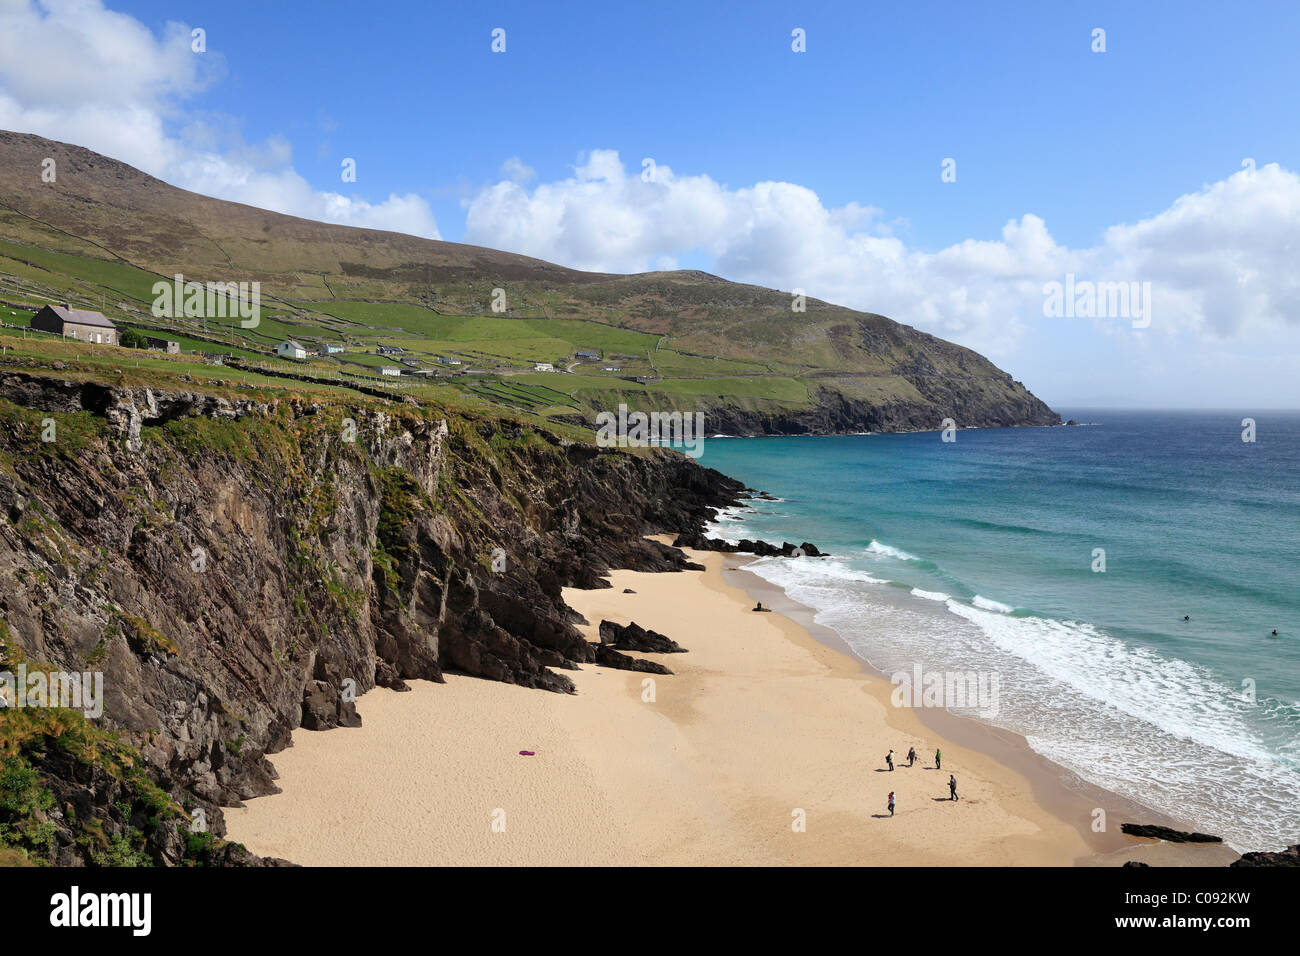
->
[500,156,535,184]
[0,0,439,239]
[464,150,1300,361]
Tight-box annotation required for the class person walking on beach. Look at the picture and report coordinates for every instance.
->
[885,749,895,771]
[934,748,941,770]
[907,746,917,767]
[949,774,959,801]
[887,791,895,817]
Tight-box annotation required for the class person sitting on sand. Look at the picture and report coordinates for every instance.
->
[887,791,895,817]
[907,746,917,767]
[949,774,959,801]
[752,601,770,612]
[885,749,894,771]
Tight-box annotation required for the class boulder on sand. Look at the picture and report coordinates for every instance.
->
[598,619,686,653]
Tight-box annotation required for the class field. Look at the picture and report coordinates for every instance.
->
[0,240,825,428]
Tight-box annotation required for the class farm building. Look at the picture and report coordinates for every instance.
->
[31,304,117,344]
[603,366,622,372]
[575,350,600,360]
[379,366,402,377]
[145,336,181,354]
[533,362,555,372]
[436,355,462,365]
[276,340,308,359]
[318,343,345,355]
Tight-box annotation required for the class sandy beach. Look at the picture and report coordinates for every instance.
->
[225,544,1236,866]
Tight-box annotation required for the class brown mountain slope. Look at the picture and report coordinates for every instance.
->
[0,129,1059,433]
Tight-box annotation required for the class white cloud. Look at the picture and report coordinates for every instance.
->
[500,156,535,184]
[463,150,1300,369]
[0,0,440,239]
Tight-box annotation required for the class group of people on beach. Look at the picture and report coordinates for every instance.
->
[882,747,958,817]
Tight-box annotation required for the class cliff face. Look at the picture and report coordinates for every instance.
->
[0,371,742,865]
[690,382,1059,436]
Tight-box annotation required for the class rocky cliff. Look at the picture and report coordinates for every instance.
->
[0,369,742,865]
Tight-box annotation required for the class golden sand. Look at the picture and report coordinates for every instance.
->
[226,547,1219,865]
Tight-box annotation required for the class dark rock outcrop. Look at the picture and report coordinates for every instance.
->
[598,620,686,653]
[591,643,673,674]
[301,680,362,731]
[1120,824,1223,843]
[1229,843,1300,867]
[673,530,825,557]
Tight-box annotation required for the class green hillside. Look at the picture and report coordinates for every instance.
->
[0,129,1059,434]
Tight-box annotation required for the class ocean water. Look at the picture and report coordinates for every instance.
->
[699,411,1300,852]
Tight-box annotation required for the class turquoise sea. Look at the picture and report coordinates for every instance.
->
[698,411,1300,851]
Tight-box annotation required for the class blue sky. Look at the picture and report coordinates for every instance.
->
[111,0,1299,248]
[2,0,1299,407]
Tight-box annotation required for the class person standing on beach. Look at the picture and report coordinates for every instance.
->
[888,791,895,817]
[907,746,917,767]
[885,749,895,771]
[935,748,942,770]
[949,775,959,801]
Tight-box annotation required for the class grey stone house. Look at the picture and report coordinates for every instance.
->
[145,336,181,354]
[30,304,117,345]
